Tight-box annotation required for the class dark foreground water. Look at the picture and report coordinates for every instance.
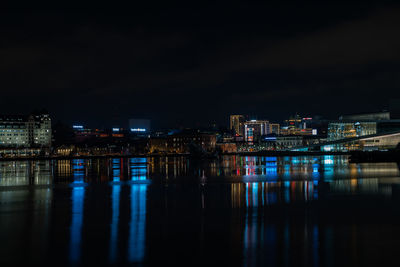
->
[1,155,400,266]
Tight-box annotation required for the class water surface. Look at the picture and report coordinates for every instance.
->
[1,155,400,266]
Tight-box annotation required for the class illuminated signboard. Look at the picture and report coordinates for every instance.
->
[131,128,146,132]
[312,129,318,135]
[73,125,83,129]
[112,128,120,132]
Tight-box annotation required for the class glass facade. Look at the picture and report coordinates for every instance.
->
[328,121,376,141]
[244,120,269,142]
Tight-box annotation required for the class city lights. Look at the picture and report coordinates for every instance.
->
[130,128,146,132]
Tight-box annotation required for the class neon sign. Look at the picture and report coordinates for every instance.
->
[131,128,146,132]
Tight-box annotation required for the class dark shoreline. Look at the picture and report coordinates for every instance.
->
[0,151,351,162]
[349,150,400,163]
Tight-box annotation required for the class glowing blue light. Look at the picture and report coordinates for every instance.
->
[312,163,320,179]
[130,158,148,182]
[130,158,147,164]
[128,184,147,262]
[70,187,84,263]
[291,157,300,164]
[70,158,86,263]
[73,125,83,129]
[323,156,334,165]
[246,183,249,207]
[323,156,334,181]
[112,128,120,132]
[253,183,258,208]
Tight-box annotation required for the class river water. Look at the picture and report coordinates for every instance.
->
[1,155,400,266]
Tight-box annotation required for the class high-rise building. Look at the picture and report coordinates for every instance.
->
[229,115,245,136]
[269,123,280,135]
[285,114,302,129]
[0,112,51,148]
[244,120,269,142]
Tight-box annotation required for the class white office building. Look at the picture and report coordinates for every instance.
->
[0,113,51,148]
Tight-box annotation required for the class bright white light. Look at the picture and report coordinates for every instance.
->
[131,128,146,132]
[112,128,120,132]
[323,145,332,152]
[73,125,83,129]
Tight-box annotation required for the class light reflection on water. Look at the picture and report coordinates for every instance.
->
[69,159,85,263]
[0,155,400,266]
[109,158,121,263]
[128,157,148,263]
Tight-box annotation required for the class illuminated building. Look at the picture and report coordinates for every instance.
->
[269,123,280,135]
[281,116,316,136]
[230,115,245,136]
[262,135,303,150]
[129,119,151,133]
[328,121,376,140]
[285,114,302,130]
[217,143,237,153]
[294,130,400,152]
[55,145,74,156]
[0,112,51,148]
[149,131,217,154]
[244,120,269,142]
[281,127,315,136]
[72,125,99,142]
[328,111,400,141]
[276,136,303,149]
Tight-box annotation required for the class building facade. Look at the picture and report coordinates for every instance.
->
[230,115,245,136]
[309,131,400,152]
[149,132,217,154]
[269,123,280,135]
[276,136,303,150]
[244,120,270,142]
[0,113,51,148]
[328,121,377,141]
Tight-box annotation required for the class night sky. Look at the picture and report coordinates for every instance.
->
[1,2,400,129]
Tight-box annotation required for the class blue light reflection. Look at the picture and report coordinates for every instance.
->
[69,159,85,263]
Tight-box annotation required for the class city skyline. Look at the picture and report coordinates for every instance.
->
[2,5,400,267]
